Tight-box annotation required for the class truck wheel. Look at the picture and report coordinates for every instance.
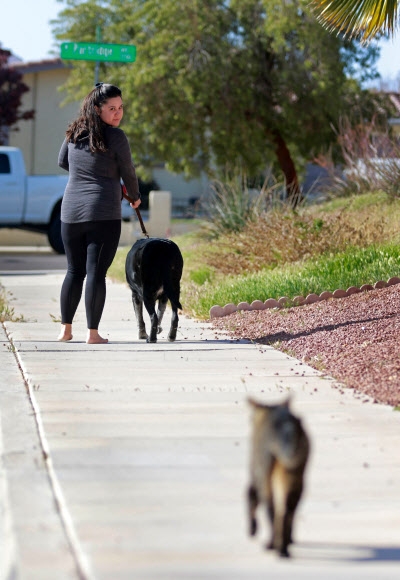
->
[48,210,65,254]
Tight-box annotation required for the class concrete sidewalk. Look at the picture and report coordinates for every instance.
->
[0,271,400,580]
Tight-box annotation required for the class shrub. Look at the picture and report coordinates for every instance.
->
[203,172,283,236]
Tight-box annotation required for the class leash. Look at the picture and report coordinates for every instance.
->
[122,183,149,238]
[135,207,149,238]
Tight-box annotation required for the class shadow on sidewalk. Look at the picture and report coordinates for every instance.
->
[293,541,400,562]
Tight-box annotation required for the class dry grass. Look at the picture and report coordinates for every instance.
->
[185,192,400,279]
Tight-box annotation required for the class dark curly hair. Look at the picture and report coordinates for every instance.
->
[65,83,122,152]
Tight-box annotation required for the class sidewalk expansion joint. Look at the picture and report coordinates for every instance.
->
[1,322,96,580]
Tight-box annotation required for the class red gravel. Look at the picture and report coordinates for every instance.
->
[211,284,400,407]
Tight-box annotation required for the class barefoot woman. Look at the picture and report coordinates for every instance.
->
[57,83,141,344]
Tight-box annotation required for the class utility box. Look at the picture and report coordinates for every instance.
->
[147,190,172,238]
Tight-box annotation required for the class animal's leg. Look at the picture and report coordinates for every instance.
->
[168,306,179,342]
[156,295,168,334]
[270,504,288,557]
[247,484,259,536]
[144,297,158,343]
[280,487,302,557]
[266,492,275,550]
[132,295,148,340]
[268,461,294,555]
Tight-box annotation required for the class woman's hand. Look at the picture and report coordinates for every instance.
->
[121,184,142,209]
[130,198,141,209]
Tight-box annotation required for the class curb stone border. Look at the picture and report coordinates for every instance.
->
[209,276,400,319]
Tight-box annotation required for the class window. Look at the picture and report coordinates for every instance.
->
[0,154,11,174]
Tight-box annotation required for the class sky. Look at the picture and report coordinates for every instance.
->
[1,0,400,85]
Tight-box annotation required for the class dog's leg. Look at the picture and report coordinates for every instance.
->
[132,294,148,340]
[168,306,179,342]
[143,297,158,343]
[156,295,168,334]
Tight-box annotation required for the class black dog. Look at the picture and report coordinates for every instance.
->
[125,238,183,343]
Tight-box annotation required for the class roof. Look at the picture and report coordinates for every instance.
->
[9,57,70,74]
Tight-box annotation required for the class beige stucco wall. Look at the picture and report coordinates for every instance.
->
[9,65,79,175]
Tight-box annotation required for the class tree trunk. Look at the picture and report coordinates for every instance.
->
[272,129,303,208]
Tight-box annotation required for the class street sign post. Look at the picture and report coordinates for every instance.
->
[60,42,136,63]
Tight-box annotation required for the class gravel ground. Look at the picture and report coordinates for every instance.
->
[211,284,400,407]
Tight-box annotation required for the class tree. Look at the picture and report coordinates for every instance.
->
[310,0,399,42]
[0,47,35,145]
[53,0,384,206]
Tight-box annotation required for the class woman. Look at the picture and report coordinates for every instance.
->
[57,82,141,344]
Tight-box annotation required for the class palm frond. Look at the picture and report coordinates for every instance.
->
[310,0,399,42]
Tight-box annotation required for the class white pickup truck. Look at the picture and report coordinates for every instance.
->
[0,146,133,254]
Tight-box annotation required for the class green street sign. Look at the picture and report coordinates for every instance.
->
[60,42,136,63]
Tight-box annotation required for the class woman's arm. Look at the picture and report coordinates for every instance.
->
[58,139,69,171]
[112,129,141,202]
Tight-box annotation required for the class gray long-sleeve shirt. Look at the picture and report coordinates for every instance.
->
[58,124,140,223]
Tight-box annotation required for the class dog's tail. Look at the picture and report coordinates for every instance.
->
[162,259,183,311]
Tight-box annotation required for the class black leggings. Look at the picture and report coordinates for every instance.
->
[60,220,121,329]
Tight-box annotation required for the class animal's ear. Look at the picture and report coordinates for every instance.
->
[247,396,258,408]
[282,395,292,409]
[247,396,267,410]
[248,395,292,411]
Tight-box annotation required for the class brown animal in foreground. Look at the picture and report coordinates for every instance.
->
[247,397,310,557]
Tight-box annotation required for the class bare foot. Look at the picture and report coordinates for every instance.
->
[58,333,73,342]
[86,336,108,344]
[86,330,108,344]
[58,324,73,342]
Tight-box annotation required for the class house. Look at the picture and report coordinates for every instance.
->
[8,58,76,176]
[388,92,400,137]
